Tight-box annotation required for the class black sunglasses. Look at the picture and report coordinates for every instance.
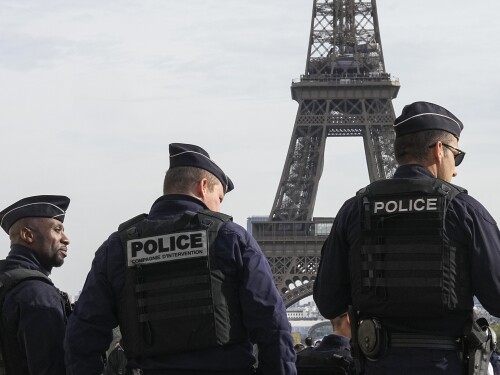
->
[428,142,466,166]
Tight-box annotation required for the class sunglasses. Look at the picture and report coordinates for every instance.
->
[428,142,466,166]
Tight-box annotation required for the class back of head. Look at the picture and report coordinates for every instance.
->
[394,130,454,166]
[331,312,351,339]
[164,166,218,195]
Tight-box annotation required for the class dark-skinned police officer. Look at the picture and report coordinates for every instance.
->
[0,195,72,374]
[64,143,297,375]
[313,101,500,374]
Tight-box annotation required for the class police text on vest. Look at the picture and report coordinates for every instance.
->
[127,230,208,266]
[372,198,438,214]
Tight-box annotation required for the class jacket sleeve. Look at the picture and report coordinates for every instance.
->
[313,198,356,319]
[457,195,500,317]
[217,223,297,375]
[64,235,123,375]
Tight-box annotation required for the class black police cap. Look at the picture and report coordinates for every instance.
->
[169,143,234,193]
[0,195,70,234]
[394,101,463,139]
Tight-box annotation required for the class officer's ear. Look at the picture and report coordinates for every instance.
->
[20,226,35,244]
[191,178,210,201]
[431,141,445,164]
[198,178,210,199]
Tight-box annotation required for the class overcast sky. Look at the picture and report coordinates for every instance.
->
[1,0,499,296]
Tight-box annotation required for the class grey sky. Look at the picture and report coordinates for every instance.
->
[1,0,499,296]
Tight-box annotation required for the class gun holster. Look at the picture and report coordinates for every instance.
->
[465,317,497,375]
[357,318,388,361]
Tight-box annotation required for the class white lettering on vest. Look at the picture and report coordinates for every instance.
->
[127,230,207,267]
[372,198,438,214]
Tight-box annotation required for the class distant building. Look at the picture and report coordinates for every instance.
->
[287,300,322,320]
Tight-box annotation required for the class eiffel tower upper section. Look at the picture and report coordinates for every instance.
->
[252,0,400,307]
[270,0,400,222]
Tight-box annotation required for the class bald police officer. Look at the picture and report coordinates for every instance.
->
[0,195,72,374]
[313,101,500,374]
[64,143,296,375]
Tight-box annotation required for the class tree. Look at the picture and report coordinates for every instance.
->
[490,322,500,340]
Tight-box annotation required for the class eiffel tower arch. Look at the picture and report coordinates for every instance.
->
[251,0,400,308]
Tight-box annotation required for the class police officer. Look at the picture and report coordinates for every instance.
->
[313,101,500,374]
[296,313,354,375]
[0,195,72,374]
[491,349,500,375]
[64,143,296,375]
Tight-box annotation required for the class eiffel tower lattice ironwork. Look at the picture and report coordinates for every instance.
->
[251,0,400,307]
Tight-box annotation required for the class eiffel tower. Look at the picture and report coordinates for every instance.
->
[251,0,400,307]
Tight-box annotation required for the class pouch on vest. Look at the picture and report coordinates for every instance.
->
[350,178,472,318]
[117,210,248,359]
[357,318,388,361]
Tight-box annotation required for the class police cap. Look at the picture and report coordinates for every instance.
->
[169,143,234,193]
[394,101,463,139]
[0,195,70,234]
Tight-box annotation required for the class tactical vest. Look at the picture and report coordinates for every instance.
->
[0,267,72,375]
[117,210,248,359]
[350,178,472,318]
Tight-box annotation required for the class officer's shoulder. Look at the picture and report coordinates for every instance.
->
[451,189,497,225]
[6,278,60,307]
[0,269,52,299]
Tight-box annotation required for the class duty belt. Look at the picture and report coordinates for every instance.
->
[390,333,461,350]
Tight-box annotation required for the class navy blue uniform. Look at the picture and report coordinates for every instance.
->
[313,164,500,374]
[296,334,353,375]
[0,245,68,374]
[65,195,296,375]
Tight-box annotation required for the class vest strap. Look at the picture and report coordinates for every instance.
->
[139,305,214,322]
[390,333,461,350]
[363,278,442,287]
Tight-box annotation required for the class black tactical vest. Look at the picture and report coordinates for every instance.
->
[0,266,72,375]
[117,210,248,359]
[350,178,472,318]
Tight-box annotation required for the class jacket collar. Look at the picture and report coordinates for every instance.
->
[148,194,208,220]
[4,244,51,276]
[393,164,435,179]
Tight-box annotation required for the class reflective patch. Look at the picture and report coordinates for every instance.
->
[127,230,207,267]
[372,197,438,214]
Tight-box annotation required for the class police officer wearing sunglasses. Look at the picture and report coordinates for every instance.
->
[314,101,500,374]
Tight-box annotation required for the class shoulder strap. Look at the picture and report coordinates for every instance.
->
[196,210,232,225]
[0,268,53,304]
[118,213,148,232]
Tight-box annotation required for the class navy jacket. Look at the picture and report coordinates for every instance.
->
[296,334,353,375]
[0,245,68,374]
[314,164,500,336]
[65,194,296,375]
